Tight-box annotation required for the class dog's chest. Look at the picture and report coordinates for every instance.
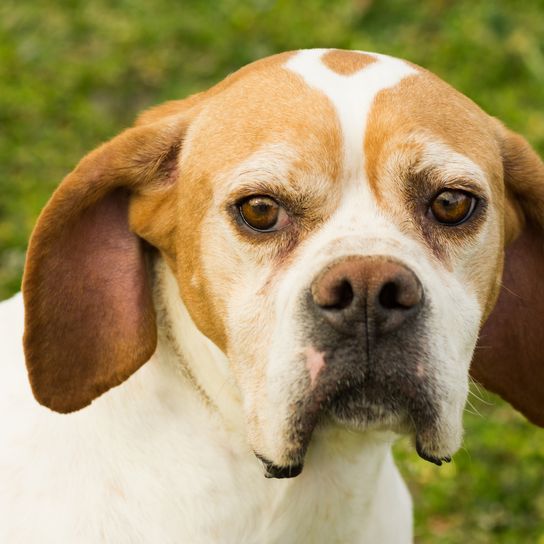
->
[1,405,410,543]
[40,418,407,544]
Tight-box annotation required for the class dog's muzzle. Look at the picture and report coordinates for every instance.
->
[255,256,452,478]
[266,256,451,476]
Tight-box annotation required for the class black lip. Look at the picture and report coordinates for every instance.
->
[255,453,304,479]
[416,440,452,466]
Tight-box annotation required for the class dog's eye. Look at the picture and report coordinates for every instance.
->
[238,196,290,232]
[429,190,477,225]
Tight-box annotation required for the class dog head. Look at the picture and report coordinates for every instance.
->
[23,49,544,476]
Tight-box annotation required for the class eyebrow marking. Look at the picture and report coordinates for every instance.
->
[413,139,488,187]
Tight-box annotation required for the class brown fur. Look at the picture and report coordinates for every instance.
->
[321,50,376,75]
[23,119,187,412]
[168,59,342,352]
[361,61,544,426]
[364,72,503,201]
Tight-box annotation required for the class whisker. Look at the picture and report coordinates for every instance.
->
[465,398,483,418]
[500,282,522,299]
[458,444,472,464]
[468,377,494,406]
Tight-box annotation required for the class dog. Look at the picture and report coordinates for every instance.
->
[1,48,543,543]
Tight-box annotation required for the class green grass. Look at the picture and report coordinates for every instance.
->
[1,0,543,540]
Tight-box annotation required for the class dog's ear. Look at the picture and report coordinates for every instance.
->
[471,122,544,426]
[23,116,186,413]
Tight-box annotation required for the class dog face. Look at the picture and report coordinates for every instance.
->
[22,50,544,475]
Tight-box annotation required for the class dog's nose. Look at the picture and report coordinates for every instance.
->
[311,256,423,337]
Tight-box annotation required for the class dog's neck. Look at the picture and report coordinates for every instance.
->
[152,258,247,433]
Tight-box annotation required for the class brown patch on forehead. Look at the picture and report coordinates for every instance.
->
[136,52,297,127]
[186,60,342,179]
[364,71,501,199]
[322,50,377,75]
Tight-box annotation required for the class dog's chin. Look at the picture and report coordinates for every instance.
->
[328,403,454,466]
[255,394,455,479]
[328,400,408,434]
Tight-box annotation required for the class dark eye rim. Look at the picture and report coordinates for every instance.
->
[236,194,288,233]
[427,189,479,226]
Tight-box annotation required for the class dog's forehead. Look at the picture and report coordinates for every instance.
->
[184,50,342,181]
[185,49,499,189]
[284,49,417,181]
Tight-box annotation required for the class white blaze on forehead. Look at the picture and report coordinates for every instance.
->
[284,49,417,182]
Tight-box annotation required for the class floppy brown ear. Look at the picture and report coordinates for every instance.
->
[23,117,185,413]
[471,123,544,426]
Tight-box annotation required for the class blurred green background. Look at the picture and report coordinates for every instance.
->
[1,0,543,541]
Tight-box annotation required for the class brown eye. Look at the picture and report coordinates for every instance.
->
[239,196,289,232]
[429,190,477,225]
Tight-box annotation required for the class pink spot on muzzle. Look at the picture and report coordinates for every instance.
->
[304,346,326,389]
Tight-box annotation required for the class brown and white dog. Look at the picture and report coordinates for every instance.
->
[1,49,543,543]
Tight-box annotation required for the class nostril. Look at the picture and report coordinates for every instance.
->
[323,279,354,310]
[378,281,400,310]
[334,279,354,310]
[378,277,422,310]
